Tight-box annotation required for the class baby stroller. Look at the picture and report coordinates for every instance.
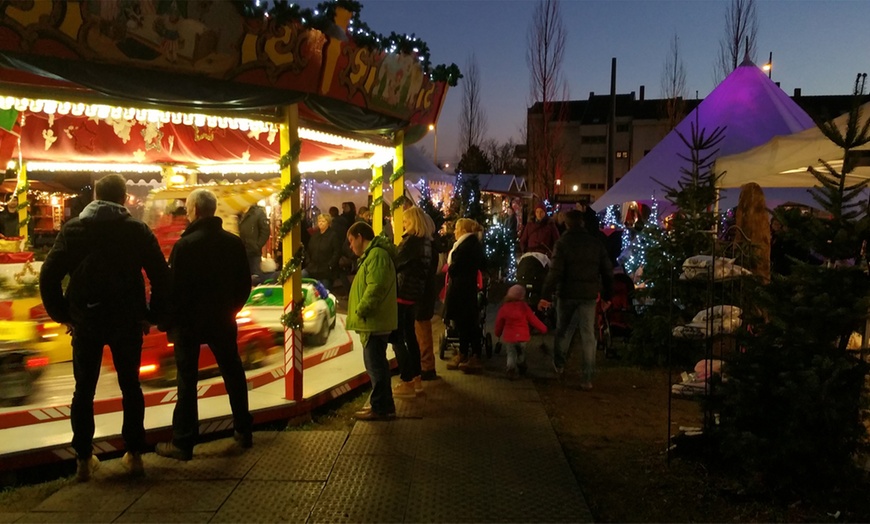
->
[439,271,493,360]
[596,272,635,358]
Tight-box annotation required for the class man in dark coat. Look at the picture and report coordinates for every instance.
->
[156,188,253,461]
[238,203,270,283]
[538,210,613,390]
[39,174,170,481]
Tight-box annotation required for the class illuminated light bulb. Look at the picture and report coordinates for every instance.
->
[97,106,110,119]
[110,106,123,119]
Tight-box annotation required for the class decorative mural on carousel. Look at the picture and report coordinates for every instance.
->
[0,0,458,143]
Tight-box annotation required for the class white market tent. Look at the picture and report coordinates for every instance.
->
[715,101,870,189]
[592,59,817,212]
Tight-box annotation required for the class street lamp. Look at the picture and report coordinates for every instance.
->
[763,51,772,79]
[429,124,438,166]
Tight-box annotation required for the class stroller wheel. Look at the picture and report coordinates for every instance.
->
[439,335,448,360]
[484,333,493,358]
[494,341,502,354]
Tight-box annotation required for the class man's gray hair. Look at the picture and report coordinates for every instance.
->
[187,189,217,218]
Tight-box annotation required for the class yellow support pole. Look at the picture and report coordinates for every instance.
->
[372,165,383,236]
[280,104,303,401]
[391,131,405,244]
[16,162,27,242]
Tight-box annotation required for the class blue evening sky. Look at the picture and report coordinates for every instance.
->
[304,0,870,166]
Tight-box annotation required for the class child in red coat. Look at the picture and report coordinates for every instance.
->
[495,285,548,379]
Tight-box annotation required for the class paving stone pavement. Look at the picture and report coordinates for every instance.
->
[1,338,593,523]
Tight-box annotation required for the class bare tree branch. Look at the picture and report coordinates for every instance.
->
[458,53,488,154]
[525,0,568,201]
[714,0,758,84]
[660,33,687,131]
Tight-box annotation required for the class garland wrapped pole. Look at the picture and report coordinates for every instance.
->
[391,131,405,244]
[16,151,27,241]
[280,104,304,402]
[371,165,384,236]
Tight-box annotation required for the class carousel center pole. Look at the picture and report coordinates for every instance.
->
[281,104,303,401]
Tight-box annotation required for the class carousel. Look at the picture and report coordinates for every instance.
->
[0,0,457,469]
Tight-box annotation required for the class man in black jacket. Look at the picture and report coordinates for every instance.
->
[156,188,253,461]
[538,210,613,390]
[39,174,170,481]
[238,203,270,283]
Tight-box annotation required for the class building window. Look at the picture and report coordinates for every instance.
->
[581,156,606,165]
[616,124,629,133]
[580,135,606,144]
[580,183,606,190]
[615,151,628,159]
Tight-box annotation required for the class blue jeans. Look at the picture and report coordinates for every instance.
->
[505,342,526,370]
[553,298,597,383]
[361,333,395,414]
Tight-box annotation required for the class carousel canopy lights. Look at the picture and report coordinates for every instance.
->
[297,128,393,156]
[1,96,278,132]
[26,161,163,173]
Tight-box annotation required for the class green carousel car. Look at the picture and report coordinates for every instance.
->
[236,278,337,346]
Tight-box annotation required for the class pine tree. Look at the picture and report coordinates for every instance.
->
[627,122,729,365]
[712,77,870,496]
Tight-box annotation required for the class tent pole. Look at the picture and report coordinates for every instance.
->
[372,165,383,236]
[281,104,303,402]
[392,131,405,244]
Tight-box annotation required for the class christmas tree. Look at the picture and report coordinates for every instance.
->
[711,78,870,496]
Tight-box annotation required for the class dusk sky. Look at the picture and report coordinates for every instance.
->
[305,0,870,167]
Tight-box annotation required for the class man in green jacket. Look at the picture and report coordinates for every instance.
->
[346,221,398,420]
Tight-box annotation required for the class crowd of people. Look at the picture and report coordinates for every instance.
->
[37,173,616,478]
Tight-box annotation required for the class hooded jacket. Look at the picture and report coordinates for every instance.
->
[395,233,432,304]
[346,235,398,334]
[39,200,170,327]
[495,300,548,343]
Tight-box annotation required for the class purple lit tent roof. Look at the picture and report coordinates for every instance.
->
[592,59,816,212]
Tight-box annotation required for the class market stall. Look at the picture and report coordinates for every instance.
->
[0,0,457,466]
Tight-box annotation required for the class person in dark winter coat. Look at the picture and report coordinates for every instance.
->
[0,198,20,237]
[39,174,170,481]
[443,218,487,374]
[539,210,613,390]
[520,203,560,255]
[238,203,270,282]
[390,206,434,398]
[156,188,253,461]
[303,213,342,285]
[495,284,548,379]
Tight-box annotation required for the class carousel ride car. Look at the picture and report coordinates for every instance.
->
[236,278,337,346]
[102,324,277,387]
[0,321,48,405]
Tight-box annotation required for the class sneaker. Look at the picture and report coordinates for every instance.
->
[75,455,100,482]
[155,441,193,462]
[459,355,482,374]
[392,380,417,399]
[420,370,438,381]
[412,376,424,394]
[233,431,253,449]
[506,367,518,381]
[122,452,144,477]
[580,381,593,391]
[446,353,466,370]
[517,362,528,376]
